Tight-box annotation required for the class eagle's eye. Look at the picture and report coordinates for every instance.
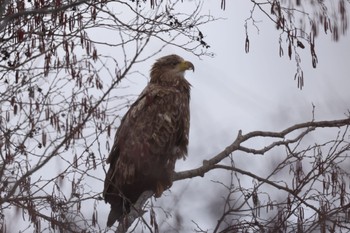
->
[170,61,178,66]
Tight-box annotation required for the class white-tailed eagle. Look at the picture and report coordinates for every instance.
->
[103,54,194,227]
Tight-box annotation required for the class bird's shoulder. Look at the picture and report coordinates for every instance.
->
[128,84,181,114]
[106,83,187,164]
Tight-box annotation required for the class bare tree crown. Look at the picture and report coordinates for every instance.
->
[0,0,349,232]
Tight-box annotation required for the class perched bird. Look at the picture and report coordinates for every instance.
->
[103,54,194,227]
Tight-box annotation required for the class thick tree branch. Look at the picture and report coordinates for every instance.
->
[115,191,154,233]
[107,119,350,232]
[174,118,350,181]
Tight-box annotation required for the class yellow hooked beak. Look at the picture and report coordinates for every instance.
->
[179,60,195,72]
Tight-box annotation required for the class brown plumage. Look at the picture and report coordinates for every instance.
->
[103,54,194,227]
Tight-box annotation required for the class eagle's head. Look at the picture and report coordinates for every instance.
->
[150,54,194,85]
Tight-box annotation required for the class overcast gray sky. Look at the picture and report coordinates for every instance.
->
[6,0,350,232]
[88,1,350,232]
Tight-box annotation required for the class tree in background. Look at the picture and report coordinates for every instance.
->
[0,0,212,232]
[243,0,349,89]
[0,0,349,232]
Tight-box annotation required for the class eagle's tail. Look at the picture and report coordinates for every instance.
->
[107,205,122,227]
[106,200,130,227]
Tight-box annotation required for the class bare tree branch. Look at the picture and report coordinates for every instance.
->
[0,0,89,31]
[115,191,154,233]
[174,118,350,181]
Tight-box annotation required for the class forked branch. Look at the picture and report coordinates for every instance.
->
[174,118,350,181]
[117,117,350,232]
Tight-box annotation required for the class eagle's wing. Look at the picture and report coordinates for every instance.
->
[103,83,189,198]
